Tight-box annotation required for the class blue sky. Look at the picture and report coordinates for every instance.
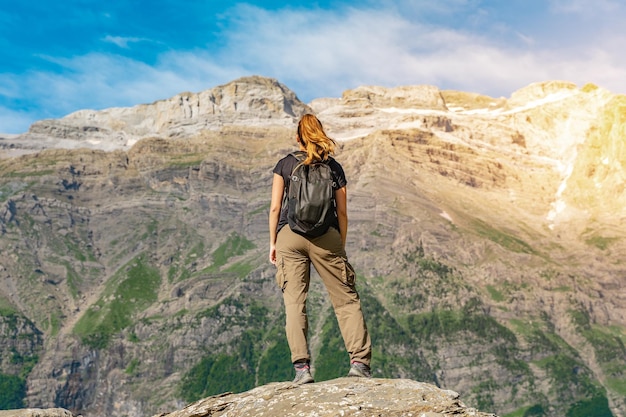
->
[1,0,625,134]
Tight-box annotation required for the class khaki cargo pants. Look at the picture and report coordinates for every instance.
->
[275,226,372,366]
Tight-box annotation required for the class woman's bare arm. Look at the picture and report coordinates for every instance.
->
[269,173,285,264]
[335,186,348,248]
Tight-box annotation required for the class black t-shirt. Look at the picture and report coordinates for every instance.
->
[273,153,347,233]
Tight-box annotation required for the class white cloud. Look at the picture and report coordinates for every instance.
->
[211,4,626,98]
[102,35,147,49]
[549,0,621,14]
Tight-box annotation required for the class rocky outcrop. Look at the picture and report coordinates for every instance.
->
[155,378,496,417]
[3,379,496,417]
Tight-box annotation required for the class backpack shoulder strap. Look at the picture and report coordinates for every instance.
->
[291,151,306,161]
[290,151,307,177]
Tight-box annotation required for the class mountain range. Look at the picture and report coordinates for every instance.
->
[0,75,624,417]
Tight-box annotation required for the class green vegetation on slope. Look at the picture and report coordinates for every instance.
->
[166,232,257,283]
[469,218,537,255]
[570,306,626,396]
[0,297,17,317]
[73,255,161,348]
[180,297,291,402]
[0,313,41,411]
[211,233,256,269]
[584,235,619,251]
[2,349,39,410]
[180,343,256,400]
[566,396,614,417]
[509,314,614,415]
[0,373,25,410]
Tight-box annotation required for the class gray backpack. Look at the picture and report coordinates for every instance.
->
[287,152,337,237]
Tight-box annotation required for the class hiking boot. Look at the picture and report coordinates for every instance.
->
[293,367,314,384]
[348,361,371,378]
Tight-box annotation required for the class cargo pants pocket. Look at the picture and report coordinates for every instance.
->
[276,259,287,292]
[342,258,356,288]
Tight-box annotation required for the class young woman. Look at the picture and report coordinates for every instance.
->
[269,114,372,384]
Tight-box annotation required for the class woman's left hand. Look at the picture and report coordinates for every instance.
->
[269,245,277,265]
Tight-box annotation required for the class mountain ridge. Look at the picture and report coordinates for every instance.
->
[0,75,625,417]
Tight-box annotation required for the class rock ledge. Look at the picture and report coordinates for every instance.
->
[154,378,498,417]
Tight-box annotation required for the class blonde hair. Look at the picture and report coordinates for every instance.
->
[297,114,336,165]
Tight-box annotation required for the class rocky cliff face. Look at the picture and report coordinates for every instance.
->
[0,76,624,417]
